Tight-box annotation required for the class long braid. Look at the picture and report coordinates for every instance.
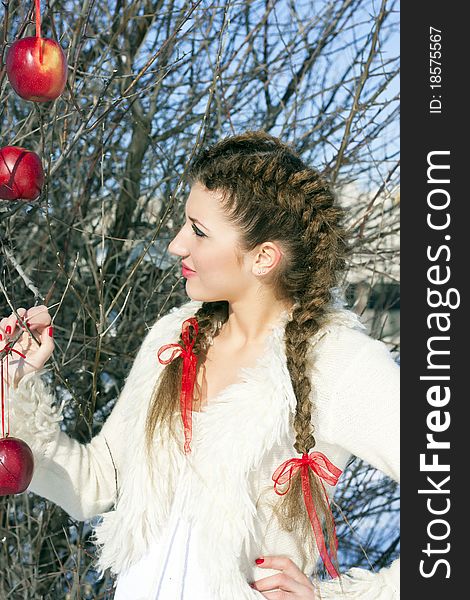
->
[276,179,348,573]
[145,300,227,455]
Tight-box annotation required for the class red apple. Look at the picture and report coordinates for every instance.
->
[0,146,44,201]
[0,436,34,495]
[6,36,67,102]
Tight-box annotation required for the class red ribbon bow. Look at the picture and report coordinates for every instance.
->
[1,344,27,439]
[156,317,199,454]
[272,451,342,578]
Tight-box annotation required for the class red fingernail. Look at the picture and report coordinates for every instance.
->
[48,326,54,337]
[255,558,264,565]
[5,326,11,334]
[249,582,256,588]
[0,333,3,341]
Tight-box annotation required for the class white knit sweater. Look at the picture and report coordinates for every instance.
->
[9,299,400,599]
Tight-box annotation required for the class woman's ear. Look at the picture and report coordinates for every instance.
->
[252,241,284,275]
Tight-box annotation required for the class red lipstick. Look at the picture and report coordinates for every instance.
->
[182,263,196,278]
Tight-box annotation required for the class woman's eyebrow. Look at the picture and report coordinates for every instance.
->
[188,215,209,231]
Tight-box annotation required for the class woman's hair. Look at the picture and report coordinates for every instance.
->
[145,130,349,572]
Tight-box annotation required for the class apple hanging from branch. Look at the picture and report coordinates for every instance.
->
[5,0,67,102]
[0,330,35,495]
[0,437,35,495]
[0,146,44,201]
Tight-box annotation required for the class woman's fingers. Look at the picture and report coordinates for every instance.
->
[0,319,7,339]
[254,592,289,600]
[6,325,54,389]
[0,305,51,340]
[255,556,310,586]
[0,308,25,339]
[35,324,55,364]
[252,572,303,594]
[251,556,316,599]
[1,306,54,388]
[23,305,51,328]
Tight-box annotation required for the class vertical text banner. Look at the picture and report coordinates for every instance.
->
[402,2,465,598]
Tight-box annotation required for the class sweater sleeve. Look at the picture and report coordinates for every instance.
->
[315,327,400,600]
[7,307,180,522]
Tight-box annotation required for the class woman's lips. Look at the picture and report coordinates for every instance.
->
[182,264,196,277]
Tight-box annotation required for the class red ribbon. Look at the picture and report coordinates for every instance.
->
[1,344,27,438]
[156,317,199,454]
[272,451,342,578]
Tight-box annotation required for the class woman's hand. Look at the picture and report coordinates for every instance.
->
[0,306,54,389]
[250,556,316,599]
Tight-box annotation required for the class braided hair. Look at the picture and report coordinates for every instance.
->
[145,130,349,573]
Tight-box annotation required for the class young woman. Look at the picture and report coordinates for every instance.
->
[1,131,399,599]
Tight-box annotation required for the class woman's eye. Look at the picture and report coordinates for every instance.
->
[191,224,206,238]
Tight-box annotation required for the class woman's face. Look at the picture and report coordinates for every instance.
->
[168,182,255,303]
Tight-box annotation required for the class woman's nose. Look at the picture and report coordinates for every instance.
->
[168,227,187,257]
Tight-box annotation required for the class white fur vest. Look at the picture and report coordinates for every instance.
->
[88,299,365,598]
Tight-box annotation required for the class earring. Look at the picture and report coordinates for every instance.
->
[257,268,267,275]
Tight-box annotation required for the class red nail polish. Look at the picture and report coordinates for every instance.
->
[5,326,11,334]
[255,558,264,565]
[0,333,3,341]
[48,326,54,337]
